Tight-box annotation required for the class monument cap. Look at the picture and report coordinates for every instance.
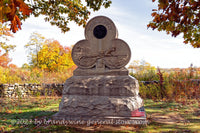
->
[85,16,118,40]
[72,15,131,69]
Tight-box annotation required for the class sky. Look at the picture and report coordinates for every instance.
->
[5,0,200,68]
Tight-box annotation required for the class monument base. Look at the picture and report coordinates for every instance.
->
[52,75,146,125]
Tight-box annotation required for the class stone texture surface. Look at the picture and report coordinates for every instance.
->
[62,75,139,96]
[73,67,129,76]
[54,95,143,119]
[0,83,63,97]
[53,75,145,120]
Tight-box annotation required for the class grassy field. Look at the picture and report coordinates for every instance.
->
[0,96,200,133]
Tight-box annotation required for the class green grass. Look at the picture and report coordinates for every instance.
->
[0,97,200,133]
[144,99,200,132]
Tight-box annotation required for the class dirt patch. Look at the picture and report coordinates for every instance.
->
[149,112,185,124]
[75,125,137,131]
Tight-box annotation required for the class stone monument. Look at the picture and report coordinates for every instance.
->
[53,16,146,124]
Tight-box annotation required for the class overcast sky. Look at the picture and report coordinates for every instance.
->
[6,0,200,68]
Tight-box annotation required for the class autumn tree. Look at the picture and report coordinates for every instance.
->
[25,33,75,71]
[148,0,200,48]
[0,50,11,67]
[0,0,111,33]
[128,60,158,81]
[25,32,45,67]
[0,23,16,51]
[36,39,75,72]
[128,60,156,73]
[0,23,15,67]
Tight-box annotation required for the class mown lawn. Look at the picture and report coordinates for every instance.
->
[0,96,200,133]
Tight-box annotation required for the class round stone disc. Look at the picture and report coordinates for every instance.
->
[72,40,96,68]
[104,39,131,69]
[85,16,118,41]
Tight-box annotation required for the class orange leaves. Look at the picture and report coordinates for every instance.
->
[5,110,12,114]
[11,0,32,32]
[8,64,17,68]
[10,15,21,33]
[0,52,12,68]
[147,23,157,30]
[149,0,200,48]
[151,12,162,23]
[0,24,14,67]
[1,0,32,33]
[16,0,32,16]
[151,12,158,17]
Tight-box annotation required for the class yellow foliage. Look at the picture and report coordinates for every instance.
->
[37,39,75,72]
[129,60,156,74]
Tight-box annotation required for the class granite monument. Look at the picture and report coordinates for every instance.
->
[53,16,146,124]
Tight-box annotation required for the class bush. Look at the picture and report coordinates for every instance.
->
[131,67,200,101]
[0,66,76,84]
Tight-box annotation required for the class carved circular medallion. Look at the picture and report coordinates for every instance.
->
[104,39,131,68]
[72,40,96,68]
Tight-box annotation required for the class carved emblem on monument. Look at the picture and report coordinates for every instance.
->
[72,16,131,69]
